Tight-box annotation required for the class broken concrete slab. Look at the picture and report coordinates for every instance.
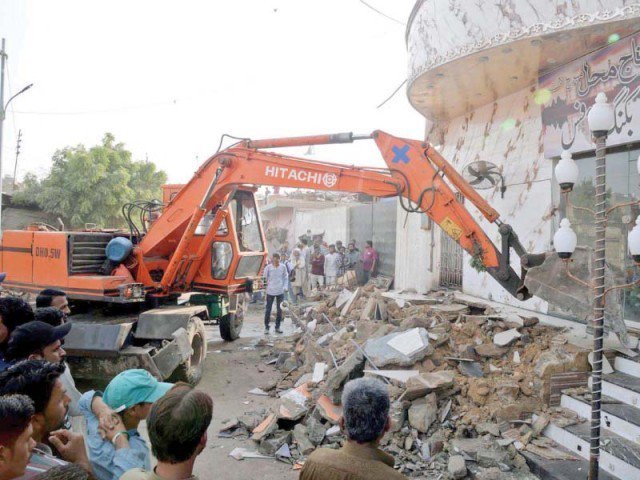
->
[458,361,484,378]
[324,350,365,393]
[316,394,343,424]
[408,392,437,433]
[475,343,508,359]
[341,288,361,316]
[364,369,420,383]
[293,424,315,455]
[360,297,377,321]
[404,371,455,400]
[335,289,353,309]
[448,455,467,480]
[312,362,327,383]
[493,328,521,347]
[278,384,312,421]
[259,430,291,456]
[387,328,429,356]
[306,416,326,445]
[363,328,430,368]
[251,413,278,441]
[229,447,273,461]
[325,425,340,437]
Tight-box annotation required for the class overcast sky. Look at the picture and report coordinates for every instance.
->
[0,1,423,184]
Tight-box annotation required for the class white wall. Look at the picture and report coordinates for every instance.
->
[397,86,554,312]
[394,204,439,294]
[294,205,350,246]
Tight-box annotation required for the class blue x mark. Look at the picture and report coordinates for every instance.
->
[392,144,410,164]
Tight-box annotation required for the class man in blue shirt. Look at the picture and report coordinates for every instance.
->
[79,369,173,480]
[263,253,288,335]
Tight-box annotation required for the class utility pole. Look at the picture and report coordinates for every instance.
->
[12,129,21,192]
[0,38,33,234]
[0,38,6,234]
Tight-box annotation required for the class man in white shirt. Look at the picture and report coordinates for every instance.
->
[263,253,288,335]
[324,245,340,287]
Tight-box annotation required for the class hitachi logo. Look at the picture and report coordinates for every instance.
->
[264,166,337,188]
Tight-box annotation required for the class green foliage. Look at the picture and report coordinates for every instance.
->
[14,133,167,228]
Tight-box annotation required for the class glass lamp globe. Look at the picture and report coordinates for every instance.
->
[555,150,578,192]
[629,216,640,263]
[587,92,614,134]
[554,218,577,259]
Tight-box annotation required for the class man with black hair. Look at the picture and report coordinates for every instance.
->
[121,384,213,480]
[0,361,82,478]
[0,394,36,480]
[35,290,70,318]
[34,308,65,327]
[0,298,35,371]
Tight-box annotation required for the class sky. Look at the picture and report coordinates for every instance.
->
[0,0,424,184]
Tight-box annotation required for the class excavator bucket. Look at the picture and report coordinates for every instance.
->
[523,246,630,346]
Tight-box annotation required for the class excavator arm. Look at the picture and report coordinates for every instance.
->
[139,131,538,300]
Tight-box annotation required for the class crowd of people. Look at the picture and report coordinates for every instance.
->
[0,290,214,480]
[261,234,380,335]
[1,277,404,480]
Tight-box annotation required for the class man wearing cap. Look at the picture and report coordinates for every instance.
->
[5,321,71,366]
[79,369,173,480]
[4,320,82,425]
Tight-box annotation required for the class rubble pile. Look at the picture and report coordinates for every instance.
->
[231,286,591,477]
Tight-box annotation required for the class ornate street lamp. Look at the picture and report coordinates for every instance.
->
[553,92,640,480]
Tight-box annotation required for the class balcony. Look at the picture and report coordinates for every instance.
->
[406,0,640,120]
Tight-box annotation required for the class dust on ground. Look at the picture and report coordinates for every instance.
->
[193,303,299,479]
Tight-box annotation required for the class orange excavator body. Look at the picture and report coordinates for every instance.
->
[0,130,530,304]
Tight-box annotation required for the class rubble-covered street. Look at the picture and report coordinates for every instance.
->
[205,283,597,479]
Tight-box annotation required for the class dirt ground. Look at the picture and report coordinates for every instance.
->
[192,303,299,479]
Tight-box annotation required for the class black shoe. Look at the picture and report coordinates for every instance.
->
[275,328,283,334]
[264,327,270,335]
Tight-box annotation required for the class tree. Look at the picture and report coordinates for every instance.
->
[13,133,167,228]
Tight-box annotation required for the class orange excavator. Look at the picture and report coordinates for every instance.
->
[0,131,546,384]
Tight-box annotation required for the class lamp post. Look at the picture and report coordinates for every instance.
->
[553,92,630,480]
[0,38,33,233]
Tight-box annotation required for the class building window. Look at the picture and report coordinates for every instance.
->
[561,145,640,321]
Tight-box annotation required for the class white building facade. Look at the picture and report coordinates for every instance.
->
[399,1,640,321]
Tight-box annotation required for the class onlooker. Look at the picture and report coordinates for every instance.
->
[5,321,81,422]
[5,321,71,365]
[300,377,405,480]
[335,240,343,252]
[34,308,65,327]
[346,243,360,270]
[0,360,92,478]
[121,384,213,480]
[79,369,173,480]
[0,394,36,480]
[263,253,287,335]
[361,240,379,284]
[309,245,325,291]
[337,245,347,279]
[0,298,35,371]
[323,244,340,287]
[278,241,291,262]
[35,290,70,319]
[290,248,307,304]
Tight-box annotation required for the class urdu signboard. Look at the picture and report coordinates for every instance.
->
[541,32,640,158]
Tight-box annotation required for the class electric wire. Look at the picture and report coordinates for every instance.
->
[358,0,405,25]
[376,79,407,109]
